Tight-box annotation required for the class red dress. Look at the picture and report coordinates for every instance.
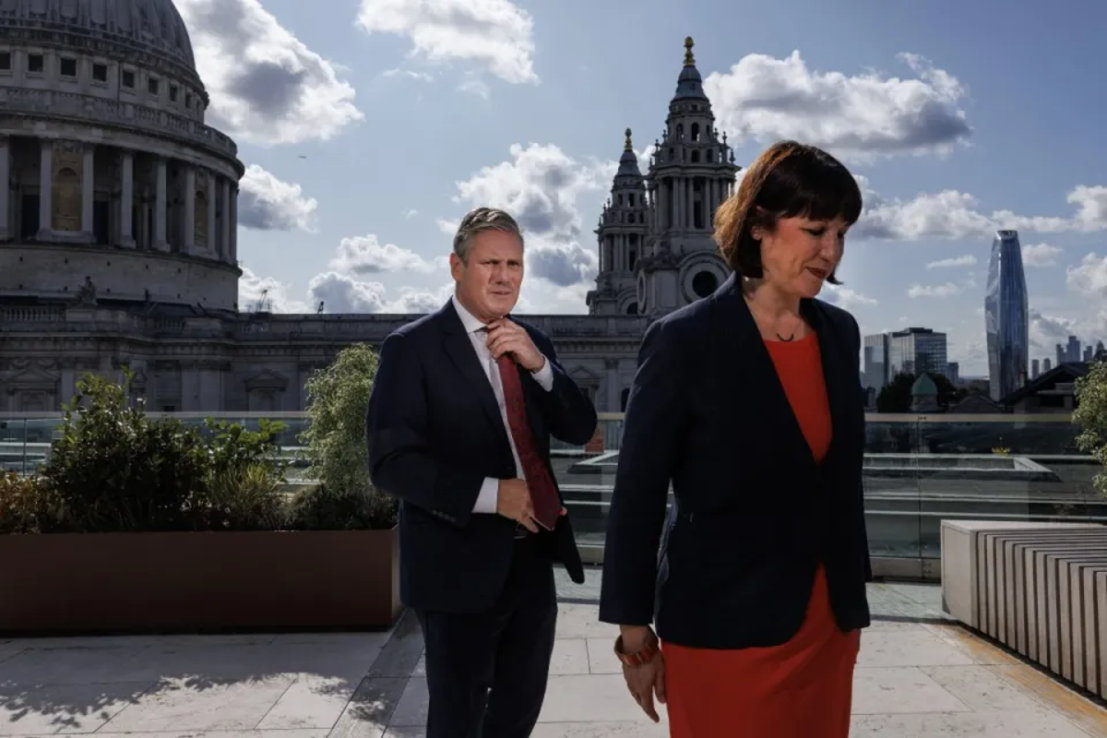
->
[660,334,862,737]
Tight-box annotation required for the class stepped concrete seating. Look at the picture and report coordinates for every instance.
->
[941,520,1107,700]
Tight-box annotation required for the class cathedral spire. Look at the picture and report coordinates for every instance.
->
[684,36,695,67]
[624,128,633,152]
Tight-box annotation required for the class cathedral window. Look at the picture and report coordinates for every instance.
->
[59,57,77,77]
[169,84,179,102]
[27,53,44,73]
[691,151,700,163]
[0,52,12,72]
[691,123,700,141]
[148,76,161,95]
[122,69,135,88]
[92,62,108,83]
[628,193,635,206]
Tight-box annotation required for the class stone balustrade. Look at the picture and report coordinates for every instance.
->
[0,85,238,158]
[940,520,1107,700]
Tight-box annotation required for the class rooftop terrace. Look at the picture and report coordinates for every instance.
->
[2,411,1106,735]
[2,571,1106,737]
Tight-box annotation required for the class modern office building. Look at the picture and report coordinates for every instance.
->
[862,332,891,391]
[984,230,1030,401]
[887,327,949,379]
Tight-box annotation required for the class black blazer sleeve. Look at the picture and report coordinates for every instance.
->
[366,332,485,527]
[528,328,598,446]
[599,318,689,626]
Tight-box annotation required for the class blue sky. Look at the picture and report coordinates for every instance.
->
[177,0,1107,375]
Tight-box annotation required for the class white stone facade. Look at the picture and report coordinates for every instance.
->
[0,5,736,415]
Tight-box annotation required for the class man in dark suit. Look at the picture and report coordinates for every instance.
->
[366,207,598,738]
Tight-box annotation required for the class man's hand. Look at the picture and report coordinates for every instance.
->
[487,318,545,372]
[496,478,538,533]
[619,626,666,723]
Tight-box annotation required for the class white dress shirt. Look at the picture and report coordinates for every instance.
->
[451,294,555,514]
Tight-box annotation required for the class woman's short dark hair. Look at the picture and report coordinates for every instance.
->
[713,140,862,285]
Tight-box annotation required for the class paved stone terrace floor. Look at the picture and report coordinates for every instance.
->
[2,570,1106,737]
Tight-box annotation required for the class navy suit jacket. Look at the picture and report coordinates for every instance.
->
[366,300,597,613]
[598,273,872,649]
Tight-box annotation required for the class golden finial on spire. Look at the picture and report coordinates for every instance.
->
[684,36,695,67]
[624,128,633,152]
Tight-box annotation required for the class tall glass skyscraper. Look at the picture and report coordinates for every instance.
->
[985,230,1030,401]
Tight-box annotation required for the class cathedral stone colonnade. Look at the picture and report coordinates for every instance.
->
[1,4,737,415]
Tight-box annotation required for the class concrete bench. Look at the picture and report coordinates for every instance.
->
[941,520,1107,700]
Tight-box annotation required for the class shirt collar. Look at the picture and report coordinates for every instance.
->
[451,294,487,334]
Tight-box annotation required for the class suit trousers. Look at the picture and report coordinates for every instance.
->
[415,534,558,738]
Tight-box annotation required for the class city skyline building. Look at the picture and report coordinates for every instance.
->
[985,230,1030,401]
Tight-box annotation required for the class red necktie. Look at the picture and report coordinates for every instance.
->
[496,355,561,531]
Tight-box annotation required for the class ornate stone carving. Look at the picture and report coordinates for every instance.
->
[74,276,97,305]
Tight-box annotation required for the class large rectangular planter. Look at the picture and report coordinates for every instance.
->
[0,528,401,635]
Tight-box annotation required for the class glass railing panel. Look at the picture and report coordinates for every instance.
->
[554,416,622,550]
[913,415,1105,559]
[1,411,1101,573]
[862,415,924,561]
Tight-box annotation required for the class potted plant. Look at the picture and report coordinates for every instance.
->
[0,353,400,635]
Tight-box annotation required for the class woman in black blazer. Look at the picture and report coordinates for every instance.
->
[598,140,872,738]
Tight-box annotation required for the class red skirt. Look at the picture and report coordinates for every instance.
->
[661,565,861,737]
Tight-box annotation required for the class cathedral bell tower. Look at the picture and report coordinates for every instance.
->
[586,129,649,315]
[636,37,741,316]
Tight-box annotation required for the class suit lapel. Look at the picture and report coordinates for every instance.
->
[437,301,511,446]
[711,275,845,467]
[802,298,847,462]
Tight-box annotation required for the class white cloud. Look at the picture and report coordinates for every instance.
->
[822,284,877,310]
[237,165,318,231]
[1021,243,1063,267]
[908,282,962,298]
[238,266,309,312]
[703,51,971,162]
[307,273,454,314]
[357,0,537,85]
[854,176,1099,241]
[329,234,447,275]
[177,0,363,145]
[1029,306,1107,351]
[1066,253,1107,298]
[444,143,608,292]
[927,255,977,269]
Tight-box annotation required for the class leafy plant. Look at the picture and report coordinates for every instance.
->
[0,470,50,534]
[206,462,288,531]
[204,417,289,481]
[299,344,398,529]
[41,371,210,532]
[1074,358,1107,498]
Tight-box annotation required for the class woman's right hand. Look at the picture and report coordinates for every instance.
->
[618,627,666,722]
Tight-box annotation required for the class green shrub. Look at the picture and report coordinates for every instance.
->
[206,462,288,531]
[1074,358,1107,498]
[40,371,210,532]
[0,470,49,534]
[299,343,397,529]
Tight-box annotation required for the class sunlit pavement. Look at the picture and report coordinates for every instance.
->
[1,574,1106,737]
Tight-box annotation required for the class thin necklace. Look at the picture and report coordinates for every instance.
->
[776,332,796,342]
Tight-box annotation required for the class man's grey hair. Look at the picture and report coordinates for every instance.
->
[452,207,525,262]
